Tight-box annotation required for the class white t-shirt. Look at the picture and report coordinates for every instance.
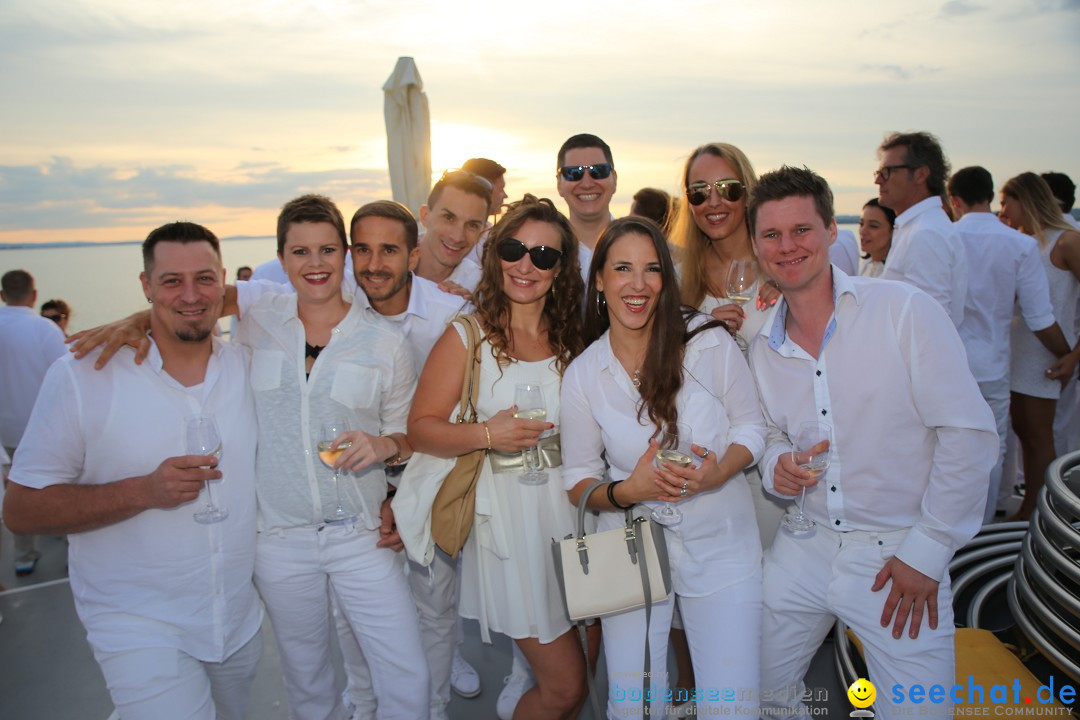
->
[0,306,66,448]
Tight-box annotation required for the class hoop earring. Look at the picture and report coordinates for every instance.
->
[595,292,607,317]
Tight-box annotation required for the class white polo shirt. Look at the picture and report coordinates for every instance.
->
[0,306,66,448]
[235,289,416,531]
[882,196,968,327]
[9,338,262,661]
[955,212,1056,382]
[748,269,997,581]
[561,320,767,597]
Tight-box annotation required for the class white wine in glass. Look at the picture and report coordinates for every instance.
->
[318,419,357,523]
[725,260,758,306]
[651,421,693,526]
[186,416,228,524]
[513,383,548,485]
[782,421,833,535]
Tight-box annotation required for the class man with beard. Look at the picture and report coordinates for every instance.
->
[3,222,262,720]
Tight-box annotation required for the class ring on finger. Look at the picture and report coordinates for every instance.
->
[680,487,688,497]
[700,447,710,459]
[681,480,689,490]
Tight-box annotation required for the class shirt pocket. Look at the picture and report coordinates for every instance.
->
[250,350,284,392]
[329,363,380,410]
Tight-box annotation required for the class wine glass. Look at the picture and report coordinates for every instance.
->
[725,259,758,307]
[186,416,228,524]
[782,421,833,535]
[651,421,693,526]
[513,382,548,485]
[317,419,357,523]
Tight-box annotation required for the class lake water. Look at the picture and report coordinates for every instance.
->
[0,225,862,333]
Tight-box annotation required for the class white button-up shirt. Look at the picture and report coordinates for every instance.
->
[561,322,767,596]
[0,306,66,448]
[748,270,997,581]
[882,196,968,327]
[235,288,416,531]
[955,212,1056,383]
[9,339,262,660]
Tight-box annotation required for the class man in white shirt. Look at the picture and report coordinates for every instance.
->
[1042,171,1080,231]
[0,269,67,576]
[875,131,968,326]
[3,223,263,720]
[415,169,492,292]
[747,166,997,718]
[556,133,618,278]
[949,166,1074,521]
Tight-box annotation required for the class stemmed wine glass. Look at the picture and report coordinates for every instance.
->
[186,416,228,524]
[317,419,356,523]
[782,421,833,535]
[726,260,758,351]
[651,421,693,527]
[513,382,548,485]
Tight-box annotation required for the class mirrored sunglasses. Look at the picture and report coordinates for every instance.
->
[495,237,563,271]
[686,179,745,206]
[558,163,613,182]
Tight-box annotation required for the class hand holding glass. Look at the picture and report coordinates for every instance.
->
[651,421,693,526]
[186,416,228,524]
[513,383,548,485]
[318,419,356,523]
[782,421,833,535]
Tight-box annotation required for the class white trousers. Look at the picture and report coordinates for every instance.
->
[761,527,955,718]
[255,523,429,720]
[978,377,1010,523]
[338,547,458,719]
[94,630,262,720]
[601,572,762,718]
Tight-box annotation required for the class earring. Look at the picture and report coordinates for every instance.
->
[595,293,607,317]
[146,297,153,304]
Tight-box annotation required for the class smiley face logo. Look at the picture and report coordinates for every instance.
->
[847,678,876,709]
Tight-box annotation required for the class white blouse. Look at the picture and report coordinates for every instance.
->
[560,320,767,597]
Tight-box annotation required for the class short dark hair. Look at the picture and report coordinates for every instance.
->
[1,269,34,303]
[879,131,950,198]
[41,298,71,318]
[461,158,507,183]
[748,166,835,238]
[863,197,897,226]
[1041,171,1076,213]
[630,188,671,229]
[557,133,614,168]
[426,169,493,210]
[350,200,419,251]
[276,194,347,255]
[948,166,994,206]
[236,266,252,278]
[142,222,222,272]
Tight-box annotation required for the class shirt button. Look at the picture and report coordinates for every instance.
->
[835,520,841,526]
[821,409,827,416]
[830,486,836,492]
[816,370,822,376]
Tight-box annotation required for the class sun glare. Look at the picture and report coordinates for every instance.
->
[429,121,522,177]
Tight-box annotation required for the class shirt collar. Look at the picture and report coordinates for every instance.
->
[352,276,431,321]
[763,265,860,352]
[0,305,35,315]
[894,195,944,229]
[143,333,225,373]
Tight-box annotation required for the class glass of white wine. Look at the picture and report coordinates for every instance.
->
[513,382,548,485]
[651,421,693,527]
[782,420,833,535]
[725,259,758,307]
[317,419,356,523]
[186,416,228,524]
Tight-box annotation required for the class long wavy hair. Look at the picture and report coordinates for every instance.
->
[1002,172,1076,248]
[585,216,720,432]
[473,195,584,374]
[668,143,759,309]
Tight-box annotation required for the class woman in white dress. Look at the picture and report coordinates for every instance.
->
[1000,173,1080,520]
[858,198,895,278]
[408,195,591,720]
[562,216,767,718]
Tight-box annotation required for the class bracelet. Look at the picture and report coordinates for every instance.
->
[606,480,634,510]
[384,436,404,467]
[482,422,492,451]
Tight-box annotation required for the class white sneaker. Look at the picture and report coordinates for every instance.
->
[496,669,536,720]
[451,648,481,698]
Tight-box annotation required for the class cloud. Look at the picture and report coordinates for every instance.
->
[939,1,984,16]
[860,64,945,80]
[0,157,389,231]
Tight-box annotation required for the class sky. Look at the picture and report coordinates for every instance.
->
[1,0,1078,245]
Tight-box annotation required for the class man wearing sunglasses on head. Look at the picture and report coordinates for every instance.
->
[556,133,617,280]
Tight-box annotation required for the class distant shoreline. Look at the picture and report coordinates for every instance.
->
[0,235,275,250]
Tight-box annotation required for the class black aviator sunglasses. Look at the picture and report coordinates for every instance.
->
[495,237,563,271]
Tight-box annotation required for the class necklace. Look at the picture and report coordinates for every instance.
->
[632,368,642,389]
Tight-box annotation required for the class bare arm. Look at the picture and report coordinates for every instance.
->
[1033,322,1071,358]
[2,454,220,535]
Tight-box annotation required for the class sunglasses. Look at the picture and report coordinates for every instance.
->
[558,163,614,182]
[495,237,563,271]
[686,179,745,206]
